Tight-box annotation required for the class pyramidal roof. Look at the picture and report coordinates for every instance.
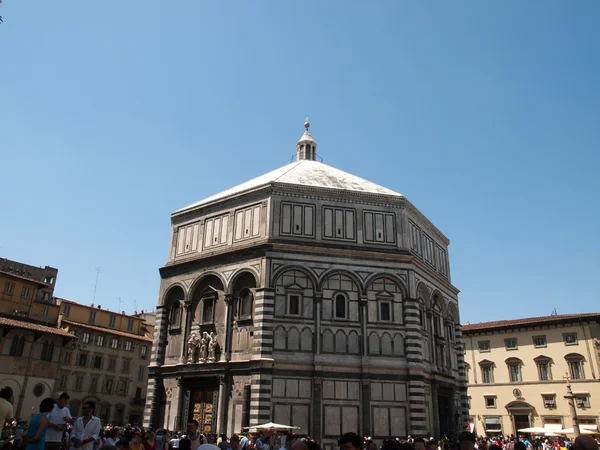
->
[174,159,404,214]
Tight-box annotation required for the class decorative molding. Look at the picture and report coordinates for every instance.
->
[183,279,194,290]
[223,270,235,282]
[311,267,326,277]
[356,271,372,281]
[273,189,405,209]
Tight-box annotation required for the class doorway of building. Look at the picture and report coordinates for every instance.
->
[438,395,451,437]
[189,389,216,434]
[513,415,530,434]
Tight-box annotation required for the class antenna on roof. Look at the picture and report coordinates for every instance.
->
[92,267,102,305]
[117,297,123,313]
[551,308,557,316]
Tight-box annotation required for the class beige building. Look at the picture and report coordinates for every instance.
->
[55,299,154,425]
[463,313,600,437]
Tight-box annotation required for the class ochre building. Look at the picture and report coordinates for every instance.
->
[463,313,600,437]
[144,124,467,443]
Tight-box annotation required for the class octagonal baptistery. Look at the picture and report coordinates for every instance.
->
[144,123,467,443]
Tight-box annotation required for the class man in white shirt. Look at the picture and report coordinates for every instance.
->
[70,401,102,450]
[46,392,74,450]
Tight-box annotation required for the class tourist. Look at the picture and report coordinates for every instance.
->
[46,393,74,450]
[146,432,158,450]
[572,436,598,450]
[25,398,56,450]
[0,387,14,436]
[129,432,144,450]
[105,429,121,447]
[459,432,476,450]
[71,401,102,450]
[338,433,362,450]
[183,420,203,450]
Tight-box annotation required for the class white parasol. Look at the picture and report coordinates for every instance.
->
[518,428,548,434]
[254,422,300,431]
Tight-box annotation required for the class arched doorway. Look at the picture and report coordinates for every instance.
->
[506,401,534,435]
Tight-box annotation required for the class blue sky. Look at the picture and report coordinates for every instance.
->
[1,1,599,323]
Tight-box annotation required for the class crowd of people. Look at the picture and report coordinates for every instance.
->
[1,390,599,450]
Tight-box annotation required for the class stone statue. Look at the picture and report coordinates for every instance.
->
[208,332,219,362]
[187,333,199,363]
[199,332,209,362]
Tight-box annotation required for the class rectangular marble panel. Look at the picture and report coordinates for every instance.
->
[390,407,406,436]
[342,407,359,436]
[393,303,403,324]
[235,211,244,240]
[371,382,382,401]
[244,209,252,238]
[286,379,299,398]
[184,225,193,252]
[292,405,309,434]
[364,212,374,241]
[373,407,389,437]
[347,382,360,400]
[324,208,333,238]
[335,209,344,237]
[322,299,332,320]
[273,378,286,398]
[304,206,314,235]
[375,213,384,242]
[221,215,229,243]
[349,301,359,321]
[394,383,407,402]
[274,404,291,427]
[252,206,260,236]
[323,381,335,399]
[191,223,199,251]
[176,228,185,255]
[324,406,340,437]
[385,214,395,243]
[345,210,355,239]
[274,295,286,316]
[335,381,346,400]
[214,217,223,246]
[281,204,292,234]
[382,383,395,401]
[299,380,311,398]
[293,205,303,235]
[368,302,377,322]
[234,403,243,434]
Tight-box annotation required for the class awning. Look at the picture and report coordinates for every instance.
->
[544,424,563,432]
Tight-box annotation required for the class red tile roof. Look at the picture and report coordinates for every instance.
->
[0,317,74,337]
[0,270,49,288]
[462,313,600,333]
[61,320,153,342]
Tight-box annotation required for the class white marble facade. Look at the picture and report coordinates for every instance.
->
[144,125,467,444]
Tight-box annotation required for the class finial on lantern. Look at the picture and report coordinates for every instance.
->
[304,117,310,130]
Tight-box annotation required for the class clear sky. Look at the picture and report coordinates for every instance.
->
[2,1,599,324]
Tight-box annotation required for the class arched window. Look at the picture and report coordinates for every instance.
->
[169,302,182,329]
[534,355,553,381]
[565,353,585,380]
[9,335,25,357]
[334,294,347,319]
[41,340,54,362]
[238,289,253,318]
[479,359,495,384]
[202,297,215,324]
[506,357,523,382]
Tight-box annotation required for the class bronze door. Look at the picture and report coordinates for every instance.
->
[190,389,215,434]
